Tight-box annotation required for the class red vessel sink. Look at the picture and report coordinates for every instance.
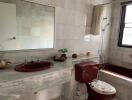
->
[15,61,52,72]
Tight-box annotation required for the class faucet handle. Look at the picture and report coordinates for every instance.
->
[24,57,28,64]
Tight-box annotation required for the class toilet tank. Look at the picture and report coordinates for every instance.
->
[75,61,99,83]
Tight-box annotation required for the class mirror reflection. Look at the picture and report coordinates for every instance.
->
[0,0,55,51]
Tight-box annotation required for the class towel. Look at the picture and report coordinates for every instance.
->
[90,5,104,35]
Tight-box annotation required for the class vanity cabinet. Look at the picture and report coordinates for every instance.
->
[0,68,72,100]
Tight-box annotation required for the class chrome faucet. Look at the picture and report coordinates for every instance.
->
[24,57,28,64]
[24,56,41,64]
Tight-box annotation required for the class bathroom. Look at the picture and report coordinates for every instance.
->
[0,0,131,100]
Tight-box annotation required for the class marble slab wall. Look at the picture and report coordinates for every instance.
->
[108,0,132,69]
[0,0,112,64]
[0,0,112,100]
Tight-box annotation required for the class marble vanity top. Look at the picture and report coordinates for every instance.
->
[0,55,98,84]
[0,60,73,84]
[0,55,99,97]
[0,94,19,100]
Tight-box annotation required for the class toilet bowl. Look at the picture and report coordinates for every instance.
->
[88,80,116,100]
[75,61,116,100]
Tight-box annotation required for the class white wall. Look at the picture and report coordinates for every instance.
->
[108,0,132,69]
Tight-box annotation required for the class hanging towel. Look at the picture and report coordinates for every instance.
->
[90,5,104,35]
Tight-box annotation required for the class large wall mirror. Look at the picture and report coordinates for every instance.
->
[0,0,55,51]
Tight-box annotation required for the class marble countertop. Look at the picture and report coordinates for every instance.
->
[0,55,99,84]
[0,60,73,84]
[0,55,99,99]
[0,94,19,100]
[71,55,99,63]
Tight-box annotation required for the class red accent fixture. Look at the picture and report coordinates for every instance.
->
[75,62,116,100]
[104,64,132,79]
[87,84,115,100]
[15,61,52,72]
[75,61,99,83]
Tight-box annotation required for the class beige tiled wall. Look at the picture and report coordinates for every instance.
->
[108,0,132,69]
[0,0,112,64]
[0,0,112,99]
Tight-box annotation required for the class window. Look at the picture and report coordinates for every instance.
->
[118,1,132,48]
